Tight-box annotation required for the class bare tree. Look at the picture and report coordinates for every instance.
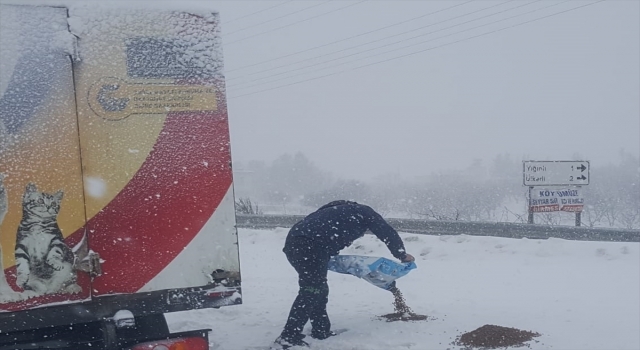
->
[235,198,263,215]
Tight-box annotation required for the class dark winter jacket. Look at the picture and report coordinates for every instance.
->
[287,200,407,260]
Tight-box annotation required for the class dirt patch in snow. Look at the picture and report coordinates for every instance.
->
[454,324,541,348]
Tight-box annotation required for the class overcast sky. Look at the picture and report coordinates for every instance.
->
[4,0,640,180]
[216,0,639,180]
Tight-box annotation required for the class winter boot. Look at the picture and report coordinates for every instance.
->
[310,330,337,340]
[270,335,309,349]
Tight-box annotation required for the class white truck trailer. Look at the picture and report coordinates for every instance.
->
[0,4,241,349]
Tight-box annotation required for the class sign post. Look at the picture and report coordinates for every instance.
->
[527,187,534,224]
[523,161,589,226]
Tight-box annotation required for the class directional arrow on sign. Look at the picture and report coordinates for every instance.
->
[577,175,587,180]
[577,164,587,172]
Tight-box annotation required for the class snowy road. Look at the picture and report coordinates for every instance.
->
[166,228,640,350]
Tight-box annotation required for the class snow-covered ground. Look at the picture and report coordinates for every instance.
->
[166,228,640,350]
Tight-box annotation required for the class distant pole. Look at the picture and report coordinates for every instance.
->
[575,185,582,227]
[528,186,534,224]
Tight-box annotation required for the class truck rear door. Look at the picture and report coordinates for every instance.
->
[0,4,91,311]
[1,3,240,327]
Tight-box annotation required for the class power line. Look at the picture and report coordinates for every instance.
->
[222,1,294,25]
[225,1,366,45]
[227,0,522,87]
[229,0,510,81]
[224,0,475,73]
[227,0,580,95]
[225,1,329,36]
[228,1,603,100]
[227,0,538,89]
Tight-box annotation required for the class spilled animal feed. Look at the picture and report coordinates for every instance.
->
[379,286,430,322]
[454,324,541,349]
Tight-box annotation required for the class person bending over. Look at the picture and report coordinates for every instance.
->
[272,200,415,349]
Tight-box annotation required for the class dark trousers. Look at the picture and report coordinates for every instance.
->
[281,236,331,341]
